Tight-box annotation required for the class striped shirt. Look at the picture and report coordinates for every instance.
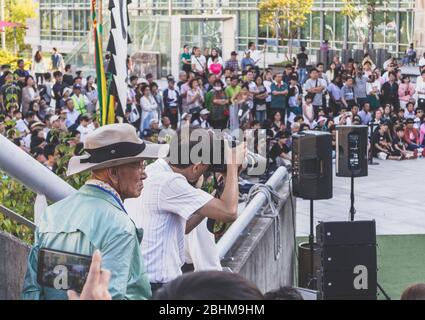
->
[125,159,213,284]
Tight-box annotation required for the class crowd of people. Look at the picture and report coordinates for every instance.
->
[2,44,425,172]
[2,43,425,301]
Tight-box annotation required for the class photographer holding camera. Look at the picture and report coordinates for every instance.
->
[125,128,244,293]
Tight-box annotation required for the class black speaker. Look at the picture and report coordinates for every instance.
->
[316,220,377,300]
[292,131,333,200]
[336,125,368,177]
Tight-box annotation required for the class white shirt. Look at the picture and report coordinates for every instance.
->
[15,119,29,134]
[191,55,206,73]
[125,159,214,283]
[77,123,95,143]
[184,219,222,271]
[415,76,425,99]
[65,109,80,128]
[249,49,263,66]
[419,57,425,67]
[263,80,273,103]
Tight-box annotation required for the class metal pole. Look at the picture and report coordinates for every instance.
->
[308,199,315,288]
[0,0,5,50]
[350,175,355,221]
[216,166,288,259]
[0,135,76,203]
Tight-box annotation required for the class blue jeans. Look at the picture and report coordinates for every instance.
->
[298,68,307,84]
[256,110,267,123]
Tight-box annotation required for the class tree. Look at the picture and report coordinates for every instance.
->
[4,0,37,52]
[341,0,387,52]
[258,0,313,59]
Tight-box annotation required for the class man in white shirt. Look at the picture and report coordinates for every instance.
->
[248,42,265,69]
[191,47,207,79]
[64,98,80,128]
[125,129,243,293]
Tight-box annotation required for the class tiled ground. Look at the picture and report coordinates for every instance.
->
[296,158,425,236]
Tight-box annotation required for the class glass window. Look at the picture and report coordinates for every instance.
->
[399,11,413,47]
[324,11,334,43]
[385,12,397,45]
[248,11,257,38]
[334,12,344,42]
[311,12,321,41]
[373,11,385,44]
[239,11,248,38]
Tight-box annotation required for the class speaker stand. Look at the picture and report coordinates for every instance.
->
[307,199,317,289]
[349,174,356,221]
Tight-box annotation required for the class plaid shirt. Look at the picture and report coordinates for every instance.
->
[225,59,240,72]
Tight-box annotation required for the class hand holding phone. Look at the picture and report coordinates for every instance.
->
[37,248,92,293]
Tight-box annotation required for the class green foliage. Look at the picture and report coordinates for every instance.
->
[0,132,90,244]
[0,173,36,243]
[4,0,38,52]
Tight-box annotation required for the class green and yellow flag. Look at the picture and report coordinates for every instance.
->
[91,0,115,125]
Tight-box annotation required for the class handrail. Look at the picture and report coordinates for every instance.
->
[0,205,36,231]
[216,166,289,259]
[0,135,76,203]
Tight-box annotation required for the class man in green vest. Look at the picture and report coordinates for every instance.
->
[71,83,89,115]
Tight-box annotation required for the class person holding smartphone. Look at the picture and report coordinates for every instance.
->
[22,124,168,300]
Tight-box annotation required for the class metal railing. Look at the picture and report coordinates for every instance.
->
[0,205,36,230]
[216,166,289,259]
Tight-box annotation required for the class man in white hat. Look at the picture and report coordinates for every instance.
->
[22,123,168,300]
[192,109,211,129]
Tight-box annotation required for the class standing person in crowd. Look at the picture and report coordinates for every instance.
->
[62,64,74,87]
[381,71,400,112]
[296,46,308,84]
[23,124,165,300]
[52,71,65,111]
[241,51,255,71]
[207,49,223,74]
[140,84,159,133]
[354,70,368,108]
[51,47,65,71]
[327,75,342,116]
[398,75,415,110]
[225,76,242,131]
[32,51,47,85]
[303,68,326,117]
[191,47,207,82]
[326,62,338,83]
[125,129,243,294]
[366,73,381,110]
[359,102,372,125]
[210,80,229,129]
[181,45,192,73]
[22,76,40,115]
[254,76,268,123]
[150,82,163,119]
[186,78,204,115]
[270,73,288,122]
[302,94,316,129]
[415,70,425,110]
[225,51,240,75]
[287,75,302,121]
[340,76,356,110]
[163,78,180,128]
[14,59,30,88]
[247,41,265,72]
[76,115,95,143]
[84,76,98,115]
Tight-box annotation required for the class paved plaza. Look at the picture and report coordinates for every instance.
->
[296,159,425,236]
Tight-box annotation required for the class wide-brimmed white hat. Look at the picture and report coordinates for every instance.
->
[67,123,169,176]
[200,109,210,116]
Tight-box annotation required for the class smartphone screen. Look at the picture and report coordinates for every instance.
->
[37,248,92,293]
